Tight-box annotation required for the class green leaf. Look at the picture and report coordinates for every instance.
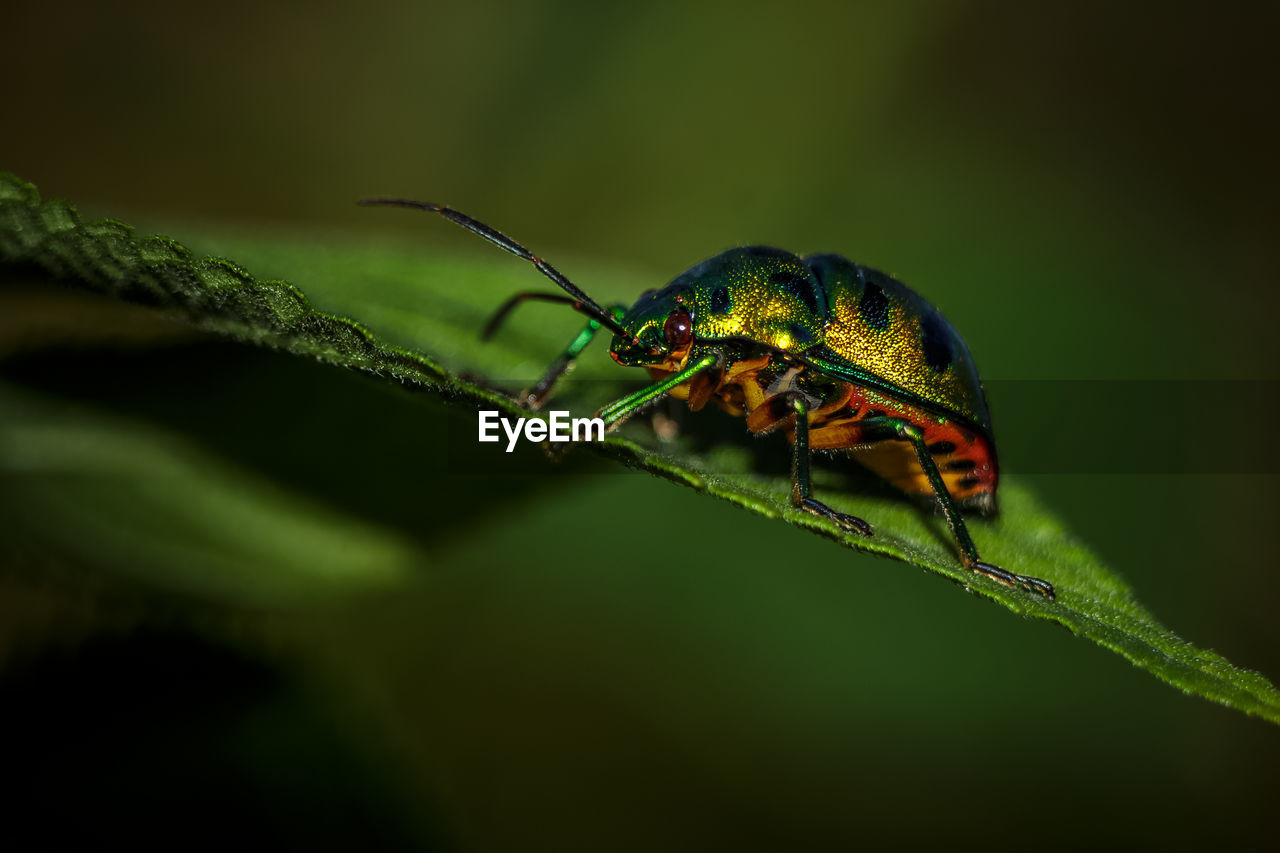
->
[3,172,1278,724]
[0,382,420,605]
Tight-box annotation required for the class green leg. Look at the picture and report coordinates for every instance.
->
[597,353,719,429]
[859,416,1055,599]
[504,303,626,409]
[788,395,872,535]
[543,353,718,458]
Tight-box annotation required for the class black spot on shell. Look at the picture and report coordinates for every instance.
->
[946,459,977,471]
[958,475,981,489]
[860,281,890,331]
[866,409,886,419]
[927,440,956,455]
[921,312,953,371]
[770,271,820,317]
[710,285,732,314]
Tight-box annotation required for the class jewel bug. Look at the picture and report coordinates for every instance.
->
[360,198,1055,599]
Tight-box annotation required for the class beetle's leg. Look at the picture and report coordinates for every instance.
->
[535,355,721,462]
[521,321,596,410]
[597,353,720,430]
[482,296,626,409]
[787,395,873,536]
[543,352,719,458]
[858,417,1055,599]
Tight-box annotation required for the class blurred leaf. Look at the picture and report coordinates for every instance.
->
[2,172,1278,724]
[0,382,419,604]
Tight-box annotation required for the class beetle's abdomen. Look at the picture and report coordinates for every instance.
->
[733,373,996,510]
[821,386,997,512]
[651,356,997,512]
[805,254,992,433]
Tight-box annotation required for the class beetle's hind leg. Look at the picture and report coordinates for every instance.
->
[787,395,872,536]
[968,560,1055,599]
[858,416,1055,599]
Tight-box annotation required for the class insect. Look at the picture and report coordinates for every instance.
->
[360,198,1055,599]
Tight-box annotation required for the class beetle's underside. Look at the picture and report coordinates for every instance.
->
[646,349,998,516]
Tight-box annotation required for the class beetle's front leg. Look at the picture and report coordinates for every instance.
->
[785,394,873,536]
[542,352,721,458]
[483,296,627,410]
[596,353,720,430]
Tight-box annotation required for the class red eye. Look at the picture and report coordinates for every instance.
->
[663,310,692,348]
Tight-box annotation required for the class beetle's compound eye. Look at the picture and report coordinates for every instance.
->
[663,310,693,349]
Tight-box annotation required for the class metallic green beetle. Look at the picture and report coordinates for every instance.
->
[361,198,1054,599]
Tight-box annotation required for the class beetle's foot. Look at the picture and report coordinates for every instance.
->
[514,388,548,411]
[801,498,873,536]
[972,561,1056,600]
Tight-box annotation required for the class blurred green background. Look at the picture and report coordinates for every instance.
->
[3,1,1278,850]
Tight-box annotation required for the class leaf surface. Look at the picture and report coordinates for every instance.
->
[2,173,1277,723]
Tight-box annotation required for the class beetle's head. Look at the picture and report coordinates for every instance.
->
[608,282,695,369]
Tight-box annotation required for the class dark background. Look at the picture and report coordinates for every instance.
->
[3,2,1278,850]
